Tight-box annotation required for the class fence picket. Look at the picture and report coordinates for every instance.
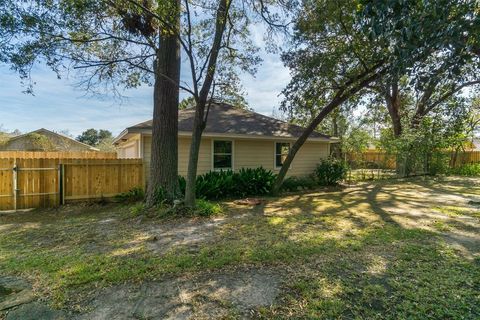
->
[0,157,143,211]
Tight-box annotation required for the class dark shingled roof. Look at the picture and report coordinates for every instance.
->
[126,103,332,139]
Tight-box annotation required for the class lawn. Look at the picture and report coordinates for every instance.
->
[0,177,479,319]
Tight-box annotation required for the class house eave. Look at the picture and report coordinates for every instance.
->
[117,128,337,143]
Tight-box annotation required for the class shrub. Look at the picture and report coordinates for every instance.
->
[129,202,146,217]
[178,175,186,195]
[428,152,451,175]
[194,199,223,216]
[281,176,317,192]
[315,158,349,186]
[115,187,144,203]
[195,170,236,200]
[233,167,276,197]
[178,167,276,200]
[450,163,480,176]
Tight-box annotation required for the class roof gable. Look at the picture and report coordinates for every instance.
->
[125,103,332,140]
[6,128,99,151]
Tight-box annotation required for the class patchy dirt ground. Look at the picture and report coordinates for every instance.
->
[1,177,479,319]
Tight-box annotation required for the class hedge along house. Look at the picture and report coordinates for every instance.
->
[114,103,338,182]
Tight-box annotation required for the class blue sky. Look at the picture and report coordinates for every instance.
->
[0,41,290,137]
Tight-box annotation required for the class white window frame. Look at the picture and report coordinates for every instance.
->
[274,141,291,169]
[212,139,234,171]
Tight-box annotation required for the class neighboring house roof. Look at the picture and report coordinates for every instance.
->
[115,103,336,143]
[3,128,99,151]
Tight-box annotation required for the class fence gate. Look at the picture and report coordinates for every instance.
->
[0,158,61,211]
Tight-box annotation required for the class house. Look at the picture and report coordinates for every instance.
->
[0,128,99,151]
[114,103,338,179]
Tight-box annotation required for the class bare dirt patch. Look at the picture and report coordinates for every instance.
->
[75,267,280,319]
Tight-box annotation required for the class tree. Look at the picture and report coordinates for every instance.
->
[272,0,480,191]
[361,0,480,136]
[76,129,111,146]
[181,0,288,206]
[1,0,182,204]
[76,128,115,151]
[271,0,388,193]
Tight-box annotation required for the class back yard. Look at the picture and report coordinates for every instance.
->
[1,177,479,319]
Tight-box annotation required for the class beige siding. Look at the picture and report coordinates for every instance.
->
[134,134,330,183]
[290,141,330,176]
[235,139,329,177]
[234,139,274,170]
[178,137,212,176]
[142,135,212,181]
[117,134,140,159]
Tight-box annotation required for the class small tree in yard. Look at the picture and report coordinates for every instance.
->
[182,0,292,207]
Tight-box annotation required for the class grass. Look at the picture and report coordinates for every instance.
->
[0,177,479,318]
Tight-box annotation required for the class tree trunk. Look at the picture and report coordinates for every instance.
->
[384,82,402,137]
[271,68,384,194]
[146,0,181,205]
[184,103,206,206]
[331,112,342,158]
[184,0,230,207]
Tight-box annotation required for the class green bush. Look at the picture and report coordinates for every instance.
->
[178,167,276,200]
[450,163,480,176]
[234,167,276,197]
[315,158,349,186]
[129,202,146,217]
[195,170,236,199]
[428,152,451,175]
[194,199,223,216]
[281,176,317,192]
[114,187,144,203]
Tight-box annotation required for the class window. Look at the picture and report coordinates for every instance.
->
[275,142,290,168]
[213,140,233,170]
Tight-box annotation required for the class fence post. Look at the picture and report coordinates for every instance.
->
[12,160,17,211]
[58,164,65,206]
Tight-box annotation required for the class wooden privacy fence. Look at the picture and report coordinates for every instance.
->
[451,151,480,166]
[346,152,396,169]
[0,158,143,211]
[346,150,480,169]
[0,151,117,159]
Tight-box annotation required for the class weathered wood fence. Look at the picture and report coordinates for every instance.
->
[0,158,143,211]
[346,151,480,169]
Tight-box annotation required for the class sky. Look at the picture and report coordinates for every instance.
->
[0,32,291,137]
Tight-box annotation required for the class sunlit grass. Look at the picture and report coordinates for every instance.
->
[0,177,479,318]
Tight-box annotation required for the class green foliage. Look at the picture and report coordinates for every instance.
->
[281,176,317,192]
[194,199,223,216]
[315,158,349,185]
[195,170,237,200]
[27,133,56,151]
[450,163,480,176]
[76,129,113,147]
[378,100,473,176]
[129,202,147,217]
[115,187,145,203]
[342,127,371,155]
[181,167,276,200]
[234,167,276,197]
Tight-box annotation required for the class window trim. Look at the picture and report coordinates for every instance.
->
[212,139,234,171]
[274,141,291,169]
